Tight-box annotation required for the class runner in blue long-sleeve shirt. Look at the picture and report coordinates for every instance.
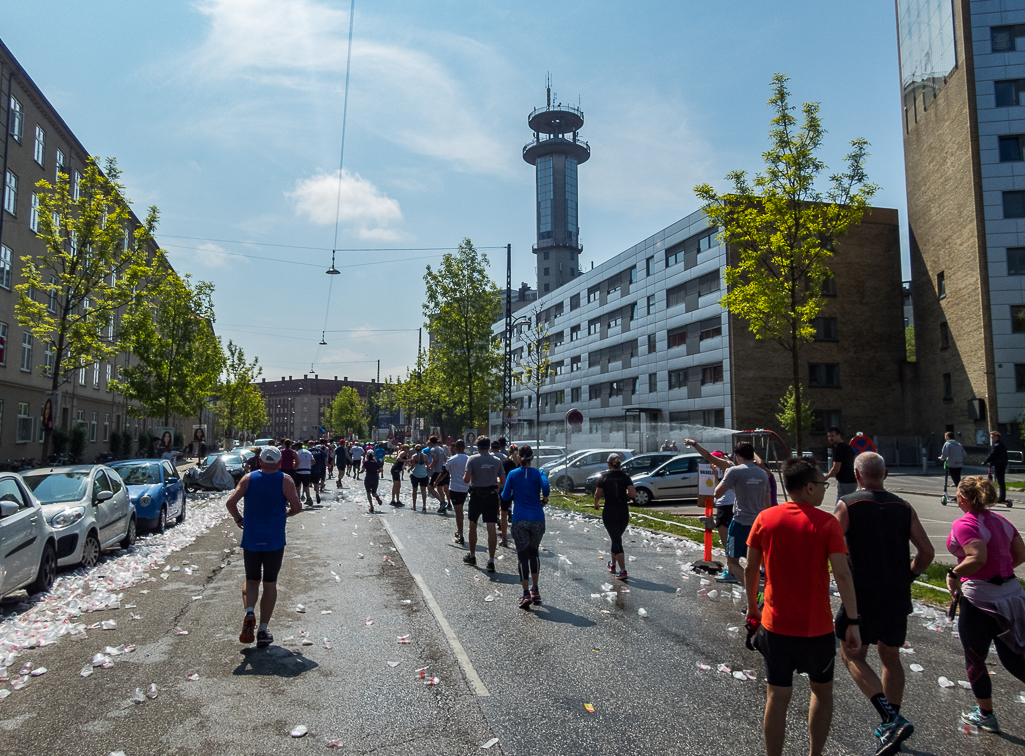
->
[500,445,550,610]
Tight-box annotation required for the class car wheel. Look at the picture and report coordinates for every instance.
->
[175,497,187,524]
[121,516,137,549]
[634,487,653,506]
[555,476,573,492]
[81,532,101,570]
[157,505,167,534]
[26,543,57,595]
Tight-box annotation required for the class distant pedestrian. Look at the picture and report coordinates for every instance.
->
[446,440,470,545]
[746,457,862,756]
[826,426,857,500]
[501,445,549,609]
[669,440,679,452]
[714,442,770,585]
[224,445,302,648]
[462,436,506,572]
[408,444,430,512]
[660,439,673,452]
[593,453,636,581]
[834,452,934,755]
[984,431,1009,505]
[939,431,966,486]
[946,475,1025,733]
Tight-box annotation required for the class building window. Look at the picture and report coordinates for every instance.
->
[565,157,578,238]
[29,193,40,233]
[701,364,724,385]
[104,414,110,442]
[609,381,623,398]
[629,266,638,283]
[1003,191,1025,218]
[992,25,1025,52]
[666,226,717,267]
[90,412,98,442]
[666,283,686,309]
[537,155,553,240]
[16,402,32,443]
[810,409,842,434]
[543,267,549,276]
[820,275,837,297]
[999,135,1025,162]
[646,294,655,316]
[93,361,100,388]
[668,368,688,390]
[1009,248,1025,275]
[79,365,86,385]
[940,322,950,349]
[543,251,549,260]
[589,384,602,401]
[648,373,658,392]
[56,149,64,178]
[4,170,17,216]
[571,356,581,372]
[0,321,7,365]
[646,256,653,276]
[0,245,11,289]
[587,285,599,303]
[571,387,581,403]
[698,271,720,296]
[8,96,23,141]
[20,332,32,372]
[943,373,953,400]
[703,409,725,428]
[995,79,1025,107]
[570,325,580,341]
[699,317,722,341]
[555,390,564,405]
[937,271,946,298]
[588,319,600,336]
[1016,364,1025,392]
[1013,305,1025,333]
[33,125,45,166]
[47,276,57,313]
[73,170,81,201]
[106,362,112,389]
[628,303,637,320]
[570,293,580,311]
[808,363,841,388]
[607,314,622,329]
[543,283,549,292]
[648,333,656,353]
[813,317,838,341]
[43,343,54,376]
[668,327,687,349]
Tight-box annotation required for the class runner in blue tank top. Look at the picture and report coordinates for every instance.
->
[226,445,302,648]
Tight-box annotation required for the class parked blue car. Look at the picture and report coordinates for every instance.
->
[108,459,186,533]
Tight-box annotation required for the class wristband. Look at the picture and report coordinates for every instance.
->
[846,615,861,626]
[947,567,957,579]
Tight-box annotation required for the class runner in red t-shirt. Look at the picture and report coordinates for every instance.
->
[745,457,861,756]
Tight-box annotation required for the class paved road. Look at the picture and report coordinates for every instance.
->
[2,477,1025,755]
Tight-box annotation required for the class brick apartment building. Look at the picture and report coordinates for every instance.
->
[258,375,376,440]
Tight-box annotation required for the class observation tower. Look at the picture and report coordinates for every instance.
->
[523,81,590,294]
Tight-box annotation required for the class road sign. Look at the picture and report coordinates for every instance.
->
[698,463,716,497]
[565,408,584,427]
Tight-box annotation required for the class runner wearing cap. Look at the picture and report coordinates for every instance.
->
[225,445,302,648]
[593,453,636,581]
[462,436,506,572]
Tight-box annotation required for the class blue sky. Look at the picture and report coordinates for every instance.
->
[3,0,907,381]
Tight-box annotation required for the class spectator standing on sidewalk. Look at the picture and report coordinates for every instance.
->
[984,431,1009,505]
[940,431,966,486]
[834,452,935,755]
[746,457,862,756]
[826,427,857,500]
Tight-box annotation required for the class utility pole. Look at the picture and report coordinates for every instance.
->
[377,359,380,383]
[503,243,512,439]
[415,327,422,444]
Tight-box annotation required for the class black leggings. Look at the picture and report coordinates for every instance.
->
[958,596,1025,700]
[604,515,628,555]
[948,466,962,486]
[512,520,545,581]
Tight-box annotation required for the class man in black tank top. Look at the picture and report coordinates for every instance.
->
[833,452,934,756]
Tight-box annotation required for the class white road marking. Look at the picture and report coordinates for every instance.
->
[379,517,490,697]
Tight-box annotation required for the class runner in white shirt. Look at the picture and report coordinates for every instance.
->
[350,444,364,479]
[445,439,470,546]
[295,442,315,504]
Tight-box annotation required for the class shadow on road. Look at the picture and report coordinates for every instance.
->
[233,646,319,677]
[532,604,596,627]
[623,576,678,594]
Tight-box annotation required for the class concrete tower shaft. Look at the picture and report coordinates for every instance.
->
[524,81,589,294]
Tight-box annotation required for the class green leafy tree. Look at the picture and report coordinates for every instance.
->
[114,274,224,425]
[513,307,551,445]
[695,74,878,453]
[215,341,261,440]
[423,239,502,431]
[15,157,159,457]
[393,349,440,441]
[236,383,269,439]
[775,384,813,442]
[330,386,367,438]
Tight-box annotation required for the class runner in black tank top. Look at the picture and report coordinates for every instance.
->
[593,454,636,581]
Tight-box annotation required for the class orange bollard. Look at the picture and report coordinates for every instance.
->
[703,495,714,563]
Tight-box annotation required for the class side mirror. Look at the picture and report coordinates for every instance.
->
[95,490,114,504]
[0,500,20,517]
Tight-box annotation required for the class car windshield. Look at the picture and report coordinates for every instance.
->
[110,463,162,485]
[23,471,89,503]
[222,455,244,466]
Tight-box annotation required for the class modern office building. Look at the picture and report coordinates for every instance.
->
[896,0,1025,447]
[492,206,912,453]
[258,375,375,440]
[0,37,193,461]
[524,83,589,294]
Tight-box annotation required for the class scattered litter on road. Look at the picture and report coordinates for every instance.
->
[30,667,46,677]
[601,583,613,591]
[133,688,146,703]
[400,600,412,605]
[958,722,979,735]
[327,738,344,748]
[387,661,401,668]
[357,553,364,559]
[80,665,93,678]
[397,635,410,644]
[291,725,309,738]
[938,676,955,688]
[909,664,924,673]
[696,663,711,671]
[191,595,203,601]
[176,627,189,635]
[584,703,595,713]
[727,626,739,633]
[322,639,332,650]
[416,667,429,678]
[742,670,757,680]
[146,683,158,699]
[321,610,332,615]
[481,737,499,750]
[628,556,636,562]
[958,680,971,689]
[484,595,495,602]
[717,664,731,674]
[296,604,307,613]
[365,617,374,625]
[899,647,915,655]
[186,670,200,681]
[732,671,748,680]
[424,676,440,686]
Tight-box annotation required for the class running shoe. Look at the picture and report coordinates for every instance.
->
[315,492,321,504]
[874,714,914,756]
[462,553,477,566]
[256,628,273,648]
[239,612,256,644]
[437,505,446,514]
[519,592,532,610]
[607,561,616,573]
[960,707,999,733]
[715,572,740,585]
[486,559,496,573]
[456,532,465,546]
[615,570,628,581]
[499,538,509,548]
[531,587,542,605]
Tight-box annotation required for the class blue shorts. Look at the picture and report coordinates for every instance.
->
[726,520,751,559]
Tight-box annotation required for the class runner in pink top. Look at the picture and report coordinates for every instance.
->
[947,508,1018,582]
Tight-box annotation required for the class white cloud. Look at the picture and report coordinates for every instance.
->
[287,169,402,240]
[166,241,239,269]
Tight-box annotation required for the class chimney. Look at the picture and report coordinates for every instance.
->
[334,376,338,381]
[288,376,292,381]
[281,376,285,381]
[314,374,318,379]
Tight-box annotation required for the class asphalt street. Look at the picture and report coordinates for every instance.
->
[2,475,1025,755]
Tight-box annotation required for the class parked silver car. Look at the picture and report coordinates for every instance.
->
[583,452,680,493]
[630,453,702,505]
[21,465,136,569]
[546,449,634,491]
[0,472,58,598]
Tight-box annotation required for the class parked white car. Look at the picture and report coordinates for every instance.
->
[0,472,58,598]
[21,465,136,569]
[546,449,634,491]
[630,453,703,505]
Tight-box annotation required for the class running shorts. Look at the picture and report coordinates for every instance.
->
[295,471,312,485]
[715,504,734,529]
[364,478,379,494]
[435,470,450,487]
[450,490,468,507]
[726,520,751,559]
[468,486,499,524]
[834,607,908,648]
[753,628,836,687]
[243,548,285,583]
[410,475,429,489]
[391,468,403,482]
[430,471,441,485]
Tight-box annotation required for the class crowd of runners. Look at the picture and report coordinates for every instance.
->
[226,431,1025,756]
